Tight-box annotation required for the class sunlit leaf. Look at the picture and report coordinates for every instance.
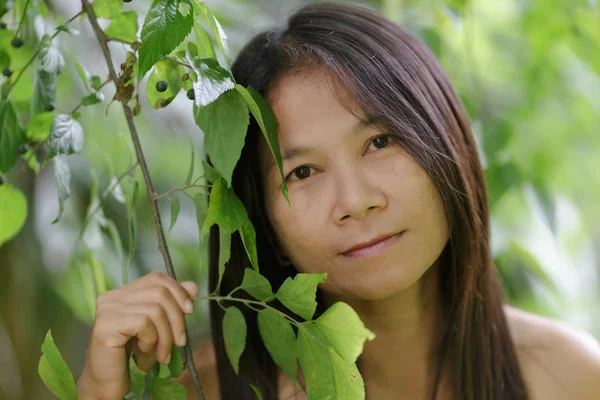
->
[249,384,264,400]
[188,57,234,108]
[329,347,365,400]
[276,273,327,321]
[26,111,54,141]
[104,11,139,43]
[65,49,90,91]
[314,302,375,363]
[194,1,231,67]
[146,58,182,109]
[193,23,217,59]
[223,306,247,374]
[257,308,297,383]
[38,330,78,400]
[36,35,65,74]
[92,0,124,19]
[128,353,147,399]
[0,183,27,246]
[297,323,334,400]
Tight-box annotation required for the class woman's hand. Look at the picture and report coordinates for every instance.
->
[76,271,199,399]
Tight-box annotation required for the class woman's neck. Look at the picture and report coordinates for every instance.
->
[322,259,445,399]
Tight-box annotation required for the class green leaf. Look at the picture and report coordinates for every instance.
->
[36,35,65,74]
[0,183,27,246]
[194,1,231,67]
[194,89,248,185]
[138,0,194,78]
[297,323,334,400]
[329,347,365,400]
[314,302,375,364]
[52,156,71,224]
[90,76,102,91]
[185,142,195,185]
[104,11,139,43]
[223,306,247,374]
[217,228,231,291]
[193,23,217,59]
[257,308,297,383]
[146,58,182,109]
[276,273,327,321]
[81,92,103,106]
[0,49,10,69]
[168,344,183,378]
[126,211,137,284]
[92,0,124,19]
[249,384,264,400]
[27,111,54,141]
[0,100,27,174]
[48,114,84,157]
[38,330,78,400]
[150,376,186,399]
[235,84,289,203]
[32,70,55,116]
[239,217,259,271]
[201,160,220,182]
[193,192,208,271]
[240,268,273,301]
[128,353,147,399]
[532,182,556,235]
[188,57,234,107]
[168,195,180,233]
[104,218,126,286]
[200,177,247,239]
[65,49,90,91]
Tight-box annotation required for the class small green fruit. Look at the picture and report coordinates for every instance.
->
[156,80,168,92]
[186,89,194,100]
[2,68,12,77]
[11,37,24,48]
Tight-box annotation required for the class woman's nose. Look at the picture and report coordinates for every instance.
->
[332,167,387,224]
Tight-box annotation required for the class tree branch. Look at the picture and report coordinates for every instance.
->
[80,1,206,398]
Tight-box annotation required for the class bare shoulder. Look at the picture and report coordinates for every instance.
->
[171,341,221,400]
[504,305,600,400]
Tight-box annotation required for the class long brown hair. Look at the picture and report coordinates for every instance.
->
[207,2,529,399]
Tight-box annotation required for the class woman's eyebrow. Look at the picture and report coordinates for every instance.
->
[266,118,376,173]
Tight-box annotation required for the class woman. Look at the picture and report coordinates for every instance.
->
[76,2,600,399]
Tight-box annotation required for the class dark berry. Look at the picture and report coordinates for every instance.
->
[186,89,195,100]
[44,104,54,112]
[124,0,132,2]
[0,177,4,185]
[17,144,29,154]
[0,23,6,29]
[155,80,168,92]
[11,37,24,48]
[2,68,12,77]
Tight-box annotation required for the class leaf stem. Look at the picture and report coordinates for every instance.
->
[14,0,32,38]
[81,1,206,398]
[167,56,192,69]
[153,183,211,201]
[7,10,83,94]
[198,295,303,327]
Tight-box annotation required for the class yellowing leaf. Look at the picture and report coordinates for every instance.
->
[0,183,27,246]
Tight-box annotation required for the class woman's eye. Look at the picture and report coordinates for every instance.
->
[367,135,391,152]
[287,166,313,181]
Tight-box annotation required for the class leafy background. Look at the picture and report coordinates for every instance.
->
[1,0,599,398]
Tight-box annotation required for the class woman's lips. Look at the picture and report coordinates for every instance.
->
[341,231,405,258]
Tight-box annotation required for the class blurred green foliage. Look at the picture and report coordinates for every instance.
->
[0,0,598,398]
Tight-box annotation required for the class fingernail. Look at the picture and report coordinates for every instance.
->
[184,299,194,314]
[165,353,171,364]
[179,333,187,347]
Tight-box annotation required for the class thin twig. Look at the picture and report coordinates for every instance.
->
[167,56,192,69]
[81,1,206,398]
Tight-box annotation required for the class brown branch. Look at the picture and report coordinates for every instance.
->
[80,1,206,398]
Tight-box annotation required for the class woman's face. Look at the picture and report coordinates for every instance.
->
[257,68,450,301]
